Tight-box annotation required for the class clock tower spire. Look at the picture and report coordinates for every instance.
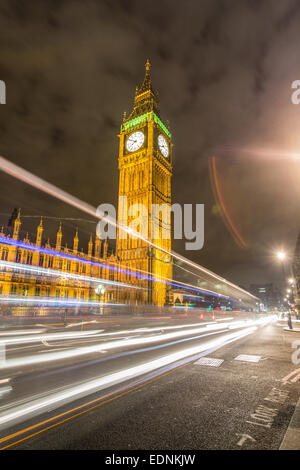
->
[127,59,160,120]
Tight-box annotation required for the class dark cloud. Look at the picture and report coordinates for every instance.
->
[0,0,300,288]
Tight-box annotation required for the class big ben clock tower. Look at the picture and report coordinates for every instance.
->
[117,60,172,306]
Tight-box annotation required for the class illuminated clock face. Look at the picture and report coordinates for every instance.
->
[126,131,145,152]
[158,134,169,158]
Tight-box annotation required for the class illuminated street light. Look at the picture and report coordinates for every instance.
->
[287,289,291,293]
[276,251,286,261]
[95,284,106,314]
[288,278,294,284]
[95,284,106,296]
[275,252,289,313]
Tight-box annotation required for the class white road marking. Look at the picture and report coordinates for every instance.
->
[247,404,278,428]
[236,433,256,446]
[194,357,224,367]
[264,388,289,405]
[281,368,300,385]
[291,373,300,383]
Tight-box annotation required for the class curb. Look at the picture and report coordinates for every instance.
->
[280,396,300,450]
[283,327,300,332]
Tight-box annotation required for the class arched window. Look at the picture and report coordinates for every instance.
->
[16,249,22,263]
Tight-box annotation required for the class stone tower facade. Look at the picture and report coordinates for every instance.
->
[116,60,173,305]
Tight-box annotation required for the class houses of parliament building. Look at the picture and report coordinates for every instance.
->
[0,61,173,308]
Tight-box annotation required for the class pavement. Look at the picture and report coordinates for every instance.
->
[280,396,300,449]
[283,327,300,332]
[0,318,298,450]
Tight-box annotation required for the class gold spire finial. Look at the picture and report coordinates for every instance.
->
[129,58,159,119]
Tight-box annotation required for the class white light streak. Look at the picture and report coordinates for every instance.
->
[0,295,125,308]
[0,260,141,290]
[0,326,256,429]
[0,386,12,398]
[0,329,103,346]
[0,156,258,303]
[0,318,270,370]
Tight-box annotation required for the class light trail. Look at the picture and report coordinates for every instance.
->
[0,317,273,369]
[0,295,125,308]
[86,319,226,337]
[209,156,247,249]
[0,155,258,304]
[221,147,300,160]
[0,328,46,336]
[0,386,12,399]
[0,329,104,346]
[0,260,143,290]
[0,326,257,430]
[0,236,236,301]
[0,329,46,337]
[65,321,99,328]
[0,319,227,347]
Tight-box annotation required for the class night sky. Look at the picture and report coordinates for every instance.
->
[1,0,300,289]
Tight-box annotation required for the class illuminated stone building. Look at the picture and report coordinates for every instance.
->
[0,62,173,308]
[117,60,173,305]
[0,210,118,304]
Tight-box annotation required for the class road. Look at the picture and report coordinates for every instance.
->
[0,310,298,450]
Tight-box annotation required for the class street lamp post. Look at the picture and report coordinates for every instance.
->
[95,284,106,314]
[275,251,295,327]
[276,251,287,311]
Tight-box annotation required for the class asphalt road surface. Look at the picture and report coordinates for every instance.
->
[0,310,298,450]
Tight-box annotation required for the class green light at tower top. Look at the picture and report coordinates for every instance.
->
[121,111,171,139]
